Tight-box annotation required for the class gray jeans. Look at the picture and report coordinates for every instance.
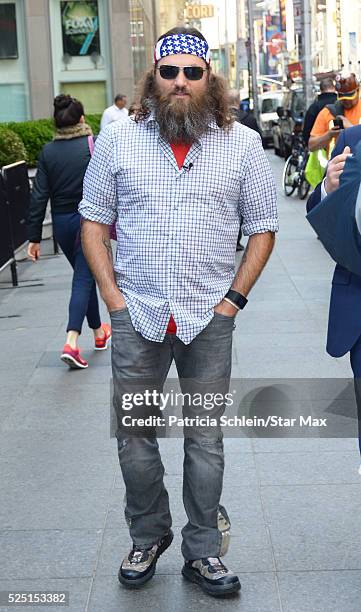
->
[110,308,234,561]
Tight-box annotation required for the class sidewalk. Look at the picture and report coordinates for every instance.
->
[0,153,360,612]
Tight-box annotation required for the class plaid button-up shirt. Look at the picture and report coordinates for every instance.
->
[79,115,278,344]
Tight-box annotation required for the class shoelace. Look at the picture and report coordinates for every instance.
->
[206,557,228,573]
[129,545,153,565]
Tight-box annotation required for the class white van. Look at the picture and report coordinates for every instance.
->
[258,91,284,146]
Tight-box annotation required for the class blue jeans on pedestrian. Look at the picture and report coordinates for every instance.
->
[110,306,235,560]
[52,211,101,334]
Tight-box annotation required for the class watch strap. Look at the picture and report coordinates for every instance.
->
[225,290,248,310]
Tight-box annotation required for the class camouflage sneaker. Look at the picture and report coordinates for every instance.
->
[182,557,241,597]
[218,505,231,557]
[118,530,173,587]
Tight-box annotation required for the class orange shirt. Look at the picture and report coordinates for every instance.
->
[311,99,361,156]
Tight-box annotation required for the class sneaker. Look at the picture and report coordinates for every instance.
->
[218,505,231,557]
[60,345,88,369]
[94,323,112,351]
[182,557,241,597]
[118,530,173,587]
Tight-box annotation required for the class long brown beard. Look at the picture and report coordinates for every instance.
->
[148,85,214,144]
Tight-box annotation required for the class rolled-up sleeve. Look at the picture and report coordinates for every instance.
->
[78,126,117,224]
[239,132,279,236]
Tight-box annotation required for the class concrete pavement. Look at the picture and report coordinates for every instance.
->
[0,152,360,611]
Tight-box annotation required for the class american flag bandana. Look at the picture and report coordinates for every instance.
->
[154,33,211,65]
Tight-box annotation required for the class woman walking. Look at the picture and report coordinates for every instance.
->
[27,94,111,369]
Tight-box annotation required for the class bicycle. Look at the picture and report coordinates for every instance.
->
[282,128,311,200]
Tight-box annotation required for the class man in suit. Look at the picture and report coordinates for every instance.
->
[307,125,361,472]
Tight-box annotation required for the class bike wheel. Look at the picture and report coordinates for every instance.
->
[283,156,298,196]
[297,175,311,200]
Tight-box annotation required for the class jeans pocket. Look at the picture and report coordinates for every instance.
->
[213,311,236,321]
[110,307,128,318]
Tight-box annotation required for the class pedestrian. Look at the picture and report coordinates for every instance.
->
[228,90,262,136]
[127,103,138,117]
[100,94,128,131]
[80,26,278,597]
[302,77,336,147]
[27,94,111,369]
[309,73,361,157]
[228,89,262,251]
[307,125,361,474]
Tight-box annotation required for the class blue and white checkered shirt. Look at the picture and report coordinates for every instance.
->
[79,115,278,344]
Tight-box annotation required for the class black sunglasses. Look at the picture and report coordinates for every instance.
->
[156,65,207,81]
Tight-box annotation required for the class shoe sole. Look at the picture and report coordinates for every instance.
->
[118,530,174,588]
[182,566,241,597]
[94,334,112,351]
[60,354,88,369]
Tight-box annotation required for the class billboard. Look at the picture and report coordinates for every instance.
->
[279,0,287,32]
[60,1,100,56]
[0,3,18,59]
[265,15,284,75]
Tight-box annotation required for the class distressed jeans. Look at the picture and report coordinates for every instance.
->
[110,308,234,561]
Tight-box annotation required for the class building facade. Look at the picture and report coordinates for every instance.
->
[0,0,157,123]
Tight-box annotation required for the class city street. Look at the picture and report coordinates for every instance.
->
[0,151,361,612]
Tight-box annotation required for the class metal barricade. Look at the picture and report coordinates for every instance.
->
[1,161,30,286]
[0,173,17,284]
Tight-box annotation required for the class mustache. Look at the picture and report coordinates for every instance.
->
[173,86,190,92]
[162,87,192,98]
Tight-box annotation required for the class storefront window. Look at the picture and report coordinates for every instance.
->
[49,0,111,114]
[0,3,18,59]
[60,81,106,114]
[0,0,29,122]
[129,0,155,84]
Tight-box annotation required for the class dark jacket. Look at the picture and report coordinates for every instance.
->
[303,92,337,145]
[231,107,262,137]
[307,124,361,357]
[27,129,93,243]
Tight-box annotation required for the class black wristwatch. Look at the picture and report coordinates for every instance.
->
[224,290,248,311]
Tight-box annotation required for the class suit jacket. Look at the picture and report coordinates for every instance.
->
[307,125,361,357]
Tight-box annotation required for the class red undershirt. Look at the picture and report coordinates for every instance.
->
[166,142,192,335]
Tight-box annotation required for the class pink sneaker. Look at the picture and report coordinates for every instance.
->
[95,323,112,351]
[61,344,88,369]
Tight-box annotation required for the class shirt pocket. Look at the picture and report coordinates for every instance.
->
[204,167,241,204]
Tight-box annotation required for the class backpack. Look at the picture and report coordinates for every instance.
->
[325,101,344,119]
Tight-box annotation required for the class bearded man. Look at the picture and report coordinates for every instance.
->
[80,27,278,597]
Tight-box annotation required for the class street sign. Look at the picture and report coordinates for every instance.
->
[288,61,303,80]
[237,39,248,71]
[184,4,214,20]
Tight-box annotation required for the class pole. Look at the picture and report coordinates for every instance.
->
[224,0,230,82]
[302,0,313,108]
[236,0,240,89]
[246,0,259,117]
